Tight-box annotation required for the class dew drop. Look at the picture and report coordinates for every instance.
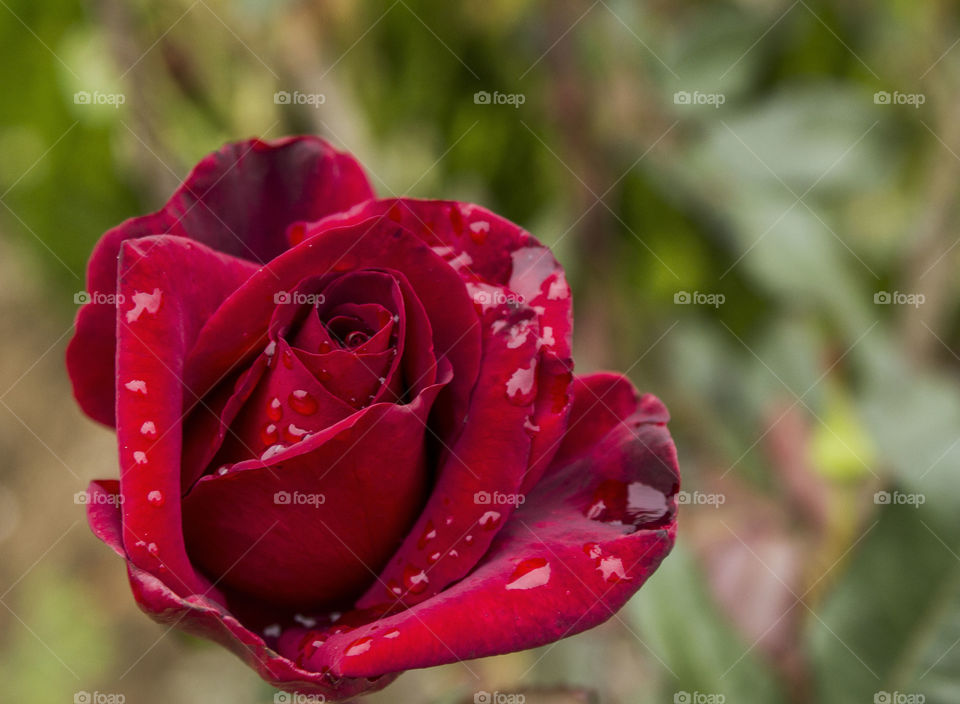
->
[281,348,294,369]
[260,444,285,462]
[264,340,277,358]
[523,417,541,435]
[140,421,157,436]
[448,549,459,558]
[266,397,283,421]
[283,423,309,444]
[464,534,474,544]
[217,465,229,476]
[124,379,147,394]
[146,542,159,557]
[478,510,501,531]
[261,423,279,446]
[427,552,441,564]
[383,629,400,639]
[468,220,490,244]
[402,565,429,594]
[386,579,402,597]
[345,636,373,657]
[133,451,147,465]
[125,288,163,323]
[417,520,437,549]
[585,479,669,529]
[146,490,164,507]
[598,556,629,583]
[289,390,318,415]
[505,360,537,405]
[505,557,550,590]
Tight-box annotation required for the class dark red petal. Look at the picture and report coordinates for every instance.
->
[306,198,574,491]
[84,481,394,699]
[182,367,450,609]
[289,374,678,676]
[114,235,261,599]
[68,137,373,426]
[186,219,481,442]
[355,306,540,609]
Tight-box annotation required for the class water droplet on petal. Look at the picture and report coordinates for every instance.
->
[133,451,147,465]
[140,421,157,436]
[345,636,373,657]
[505,360,537,405]
[125,288,163,323]
[261,423,279,446]
[479,511,501,530]
[505,557,551,590]
[260,444,285,462]
[383,629,400,639]
[146,490,164,507]
[289,390,318,415]
[386,579,402,597]
[598,555,630,583]
[281,348,294,369]
[318,340,332,354]
[417,520,436,549]
[124,379,147,394]
[427,552,441,564]
[264,340,277,358]
[402,565,429,594]
[267,397,283,421]
[217,465,230,476]
[468,220,490,244]
[146,542,159,557]
[283,423,309,444]
[524,417,541,435]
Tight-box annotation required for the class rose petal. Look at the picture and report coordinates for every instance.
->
[114,235,263,598]
[289,374,678,675]
[185,219,481,444]
[182,366,450,609]
[68,136,373,426]
[356,305,541,608]
[84,480,393,699]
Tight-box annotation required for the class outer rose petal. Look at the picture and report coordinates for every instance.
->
[286,373,678,676]
[84,480,395,700]
[68,136,374,426]
[113,235,262,598]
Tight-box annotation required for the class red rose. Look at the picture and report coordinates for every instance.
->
[68,136,679,699]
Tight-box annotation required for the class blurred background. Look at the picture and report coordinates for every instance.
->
[1,1,959,702]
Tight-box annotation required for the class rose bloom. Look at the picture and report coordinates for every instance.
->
[67,137,680,699]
